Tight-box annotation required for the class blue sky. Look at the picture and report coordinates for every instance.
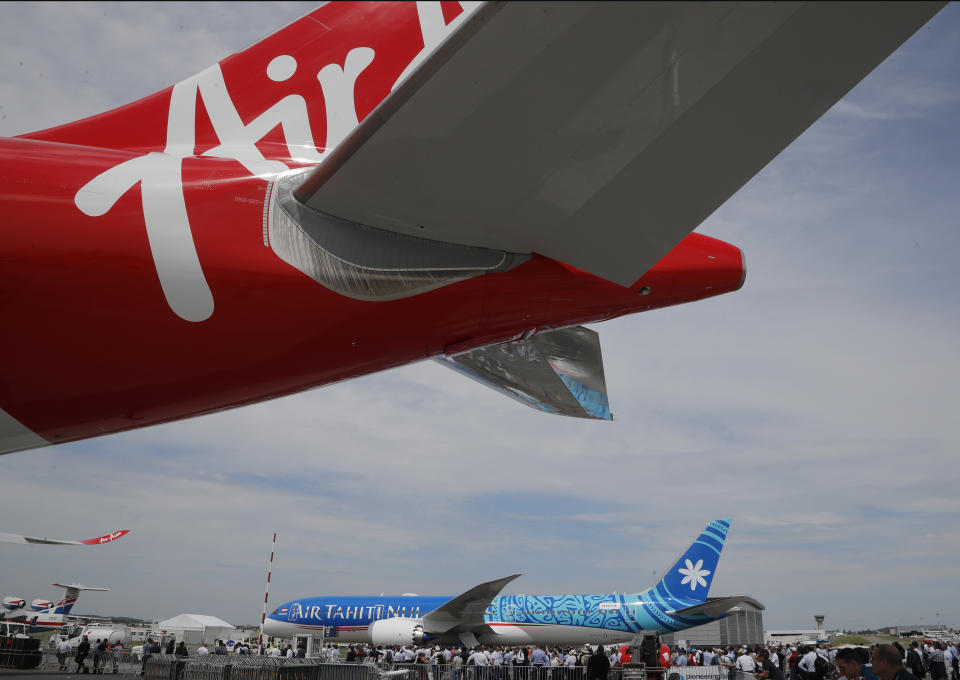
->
[1,3,958,633]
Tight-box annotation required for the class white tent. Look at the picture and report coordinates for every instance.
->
[155,614,235,644]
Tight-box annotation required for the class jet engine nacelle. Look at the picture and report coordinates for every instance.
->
[367,617,430,646]
[2,597,26,611]
[31,599,54,612]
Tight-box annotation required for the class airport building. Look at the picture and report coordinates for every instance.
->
[765,615,829,645]
[661,598,765,648]
[764,630,823,645]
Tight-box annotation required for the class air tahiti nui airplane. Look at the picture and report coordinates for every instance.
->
[264,519,751,647]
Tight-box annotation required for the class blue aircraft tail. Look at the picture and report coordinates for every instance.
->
[652,519,730,602]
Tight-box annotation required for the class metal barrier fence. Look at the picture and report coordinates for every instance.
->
[0,645,42,670]
[670,668,726,680]
[1,633,45,669]
[38,649,146,674]
[387,664,725,680]
[26,653,729,680]
[141,656,378,680]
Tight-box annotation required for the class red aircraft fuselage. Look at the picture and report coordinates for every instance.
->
[0,2,744,451]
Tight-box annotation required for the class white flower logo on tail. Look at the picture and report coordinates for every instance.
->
[677,558,711,591]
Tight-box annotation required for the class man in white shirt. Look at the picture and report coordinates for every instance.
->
[286,646,295,658]
[468,648,490,666]
[197,644,210,656]
[57,638,72,671]
[737,651,758,673]
[799,648,818,680]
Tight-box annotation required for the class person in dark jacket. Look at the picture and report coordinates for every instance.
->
[166,639,176,655]
[77,636,91,674]
[175,642,189,658]
[96,639,109,674]
[757,650,783,680]
[588,646,611,680]
[908,643,926,680]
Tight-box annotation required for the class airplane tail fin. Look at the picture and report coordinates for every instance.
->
[18,2,483,166]
[650,519,730,602]
[50,583,109,615]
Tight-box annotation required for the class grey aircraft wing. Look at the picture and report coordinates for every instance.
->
[422,574,522,636]
[295,2,943,287]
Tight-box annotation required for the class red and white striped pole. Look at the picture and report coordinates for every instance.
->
[258,532,277,651]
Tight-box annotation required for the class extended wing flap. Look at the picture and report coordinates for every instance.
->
[667,595,750,619]
[423,573,521,634]
[434,326,611,420]
[297,2,943,286]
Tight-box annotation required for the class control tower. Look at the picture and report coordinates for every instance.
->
[815,615,825,639]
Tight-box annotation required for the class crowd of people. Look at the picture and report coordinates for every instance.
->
[318,639,960,680]
[331,643,643,678]
[59,635,126,674]
[52,632,960,680]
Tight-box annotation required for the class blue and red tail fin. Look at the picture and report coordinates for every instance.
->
[651,519,731,602]
[50,583,109,615]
